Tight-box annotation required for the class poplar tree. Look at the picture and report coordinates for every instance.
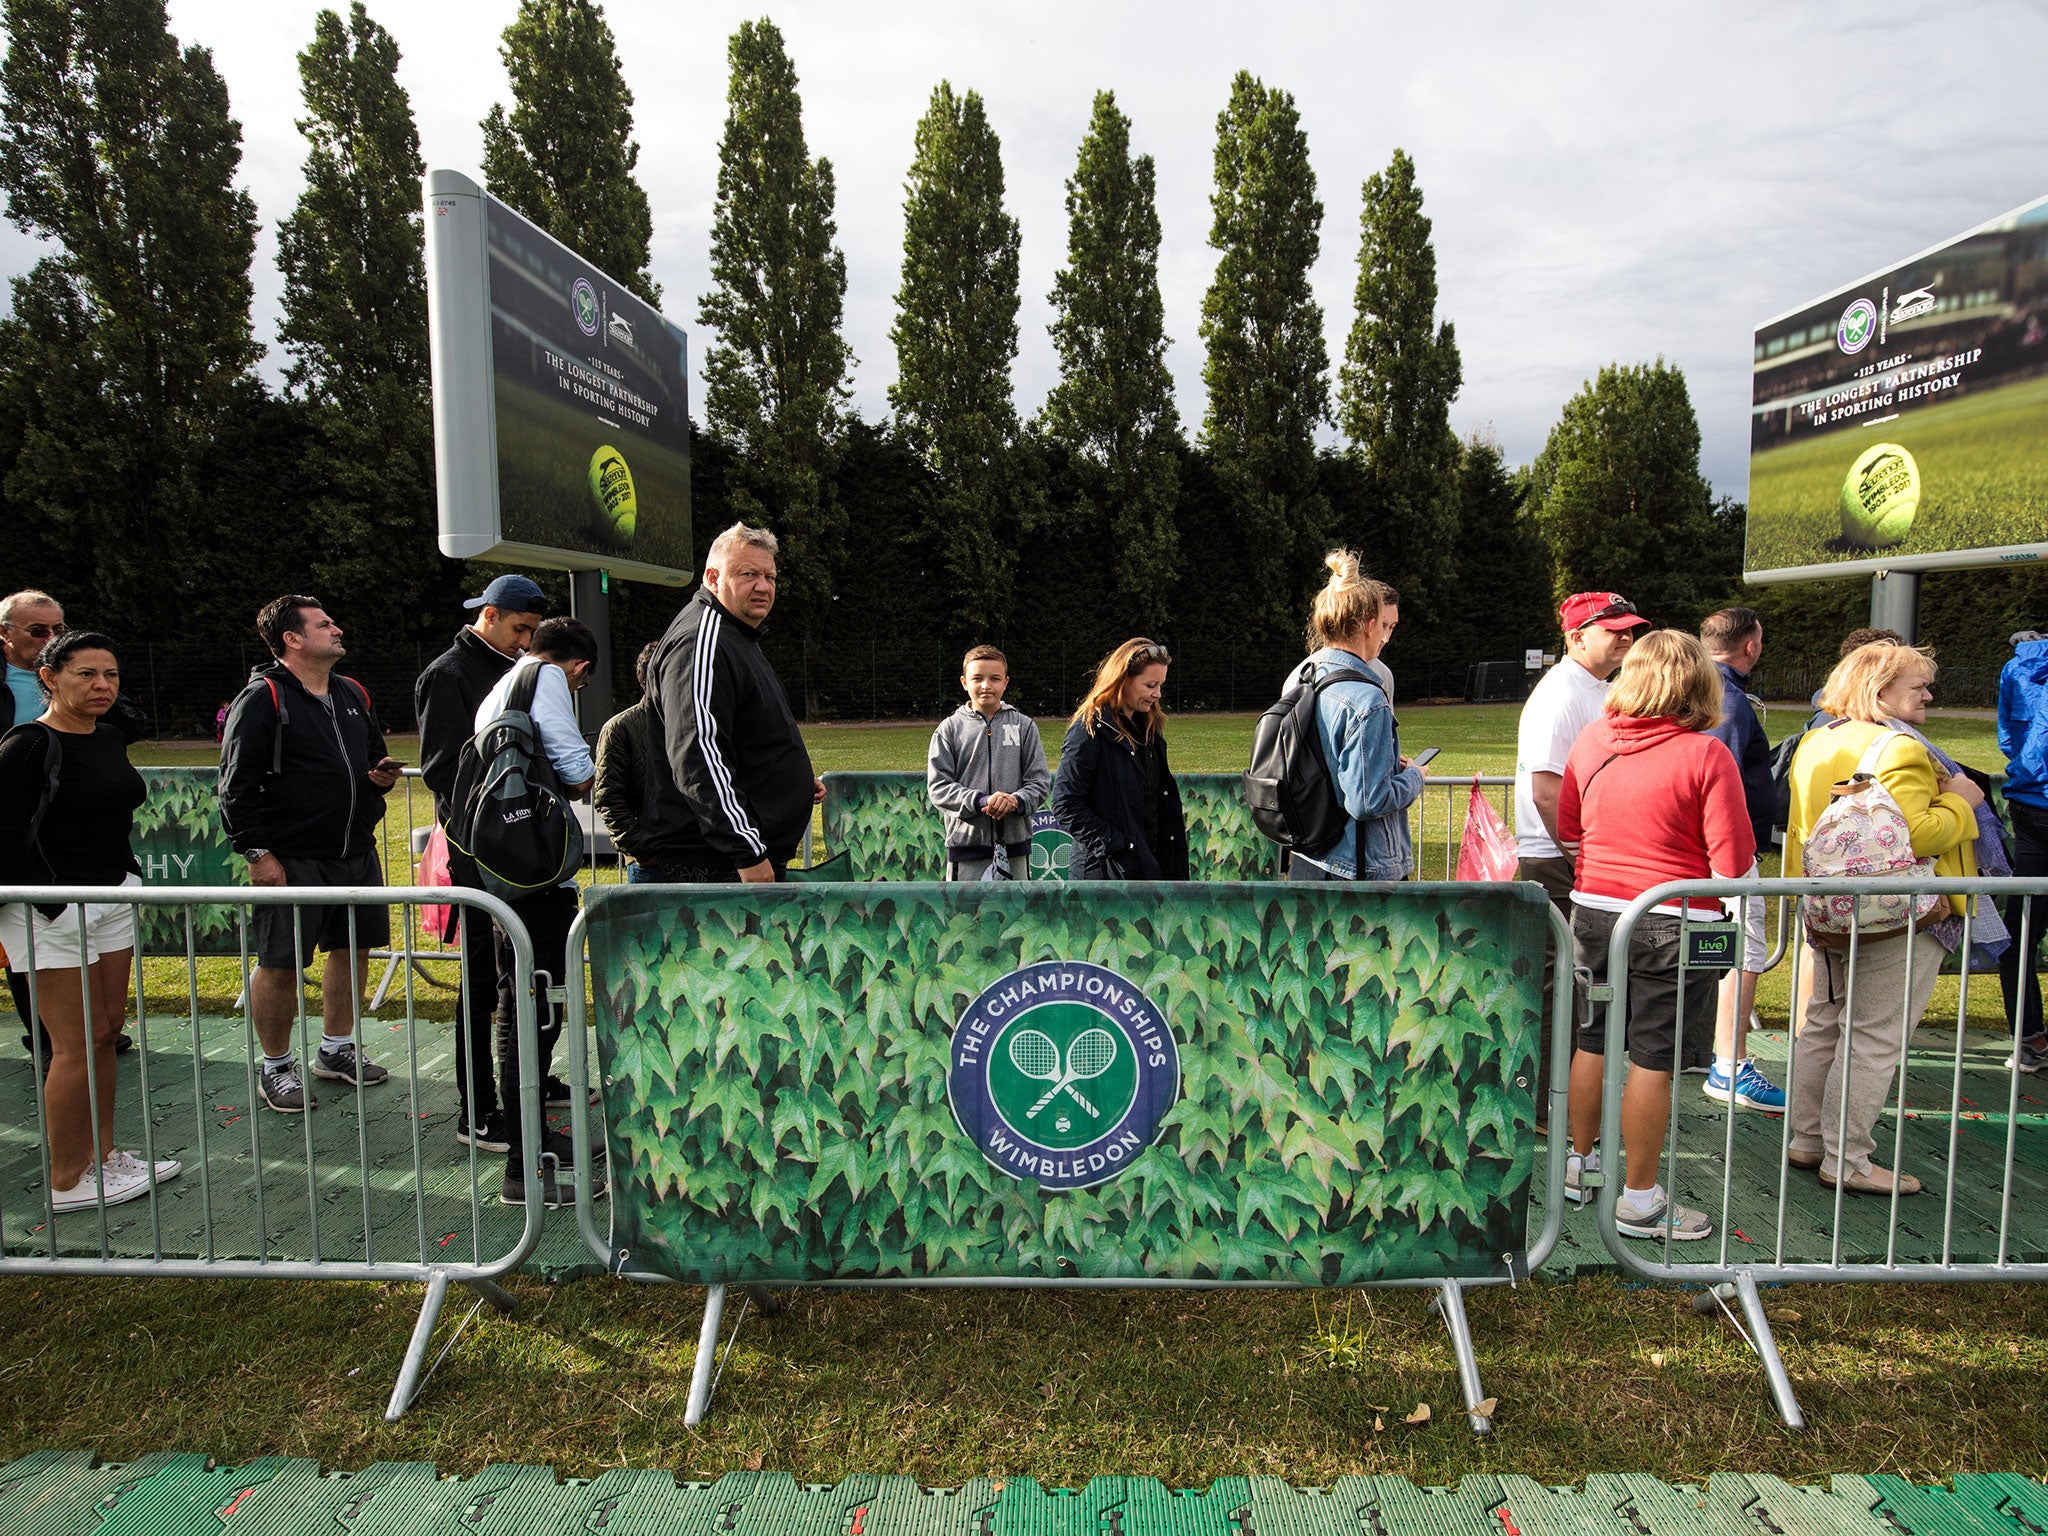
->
[0,0,259,633]
[1531,360,1726,628]
[277,3,439,634]
[699,18,850,693]
[1042,90,1180,632]
[1450,434,1551,657]
[1339,148,1463,615]
[1199,71,1329,637]
[481,0,660,304]
[889,82,1023,637]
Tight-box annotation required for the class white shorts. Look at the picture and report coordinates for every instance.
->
[0,874,141,972]
[1732,860,1768,973]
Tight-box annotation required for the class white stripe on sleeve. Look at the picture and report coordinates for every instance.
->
[693,604,767,857]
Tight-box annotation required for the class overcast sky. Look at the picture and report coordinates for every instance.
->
[5,0,2047,499]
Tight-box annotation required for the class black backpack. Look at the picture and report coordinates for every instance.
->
[1768,729,1804,839]
[1244,660,1384,856]
[446,662,585,901]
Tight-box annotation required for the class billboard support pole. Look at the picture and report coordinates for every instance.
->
[1870,570,1921,644]
[571,569,614,731]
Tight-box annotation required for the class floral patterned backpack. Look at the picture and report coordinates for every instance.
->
[1800,728,1945,945]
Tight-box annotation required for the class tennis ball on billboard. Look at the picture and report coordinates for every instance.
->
[1839,443,1919,548]
[588,445,637,538]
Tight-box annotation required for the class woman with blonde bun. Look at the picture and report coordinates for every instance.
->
[1286,552,1423,882]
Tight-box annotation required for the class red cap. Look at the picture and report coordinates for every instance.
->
[1559,592,1649,633]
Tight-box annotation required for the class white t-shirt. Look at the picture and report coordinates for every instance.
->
[1513,658,1609,860]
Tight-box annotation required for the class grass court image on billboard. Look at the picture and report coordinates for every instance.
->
[1746,195,2048,581]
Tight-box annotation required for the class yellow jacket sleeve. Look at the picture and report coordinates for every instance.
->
[1871,732,1975,862]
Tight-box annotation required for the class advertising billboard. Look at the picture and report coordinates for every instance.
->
[1745,194,2048,584]
[424,168,692,585]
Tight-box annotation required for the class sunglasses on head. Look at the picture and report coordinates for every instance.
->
[1577,599,1638,627]
[1133,642,1171,665]
[6,621,64,640]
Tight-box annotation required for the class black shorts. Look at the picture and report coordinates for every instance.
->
[253,850,390,970]
[1571,904,1717,1073]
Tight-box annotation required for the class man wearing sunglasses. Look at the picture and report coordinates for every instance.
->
[1516,590,1649,1137]
[1,590,65,732]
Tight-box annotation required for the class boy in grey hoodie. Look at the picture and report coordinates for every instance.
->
[927,645,1052,880]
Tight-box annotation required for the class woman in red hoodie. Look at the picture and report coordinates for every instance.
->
[1558,630,1756,1242]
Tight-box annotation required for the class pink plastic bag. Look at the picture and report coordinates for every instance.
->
[417,823,458,946]
[1455,779,1519,883]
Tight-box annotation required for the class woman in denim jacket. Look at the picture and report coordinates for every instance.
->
[1288,552,1423,882]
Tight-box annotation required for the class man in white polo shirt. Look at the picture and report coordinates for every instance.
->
[1515,591,1648,1132]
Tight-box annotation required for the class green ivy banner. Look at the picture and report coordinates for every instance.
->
[584,882,1544,1286]
[131,769,245,955]
[819,772,1278,882]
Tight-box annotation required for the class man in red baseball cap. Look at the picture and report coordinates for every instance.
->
[1514,591,1651,1143]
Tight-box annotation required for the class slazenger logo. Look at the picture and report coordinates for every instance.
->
[571,278,600,336]
[1837,297,1878,354]
[1890,286,1937,324]
[947,960,1180,1191]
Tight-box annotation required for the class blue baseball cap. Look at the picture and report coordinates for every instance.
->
[463,575,549,615]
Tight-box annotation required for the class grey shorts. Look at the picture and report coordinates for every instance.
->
[1571,904,1717,1073]
[253,850,390,970]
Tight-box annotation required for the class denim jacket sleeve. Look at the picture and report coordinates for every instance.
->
[1321,680,1422,823]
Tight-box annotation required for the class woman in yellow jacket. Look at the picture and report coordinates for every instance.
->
[1785,641,1983,1196]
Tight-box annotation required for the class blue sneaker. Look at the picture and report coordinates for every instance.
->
[1703,1059,1786,1114]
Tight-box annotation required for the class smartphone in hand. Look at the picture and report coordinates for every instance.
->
[1411,746,1441,767]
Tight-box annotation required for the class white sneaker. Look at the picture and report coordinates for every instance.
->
[1564,1146,1602,1204]
[106,1148,183,1185]
[50,1160,152,1213]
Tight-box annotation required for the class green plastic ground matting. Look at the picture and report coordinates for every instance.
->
[1,1012,2042,1281]
[1,1455,2043,1536]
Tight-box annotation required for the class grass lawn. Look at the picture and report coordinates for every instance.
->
[5,704,2045,1483]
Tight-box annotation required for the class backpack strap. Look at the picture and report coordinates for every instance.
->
[13,722,64,866]
[263,676,288,777]
[341,676,373,716]
[507,659,543,716]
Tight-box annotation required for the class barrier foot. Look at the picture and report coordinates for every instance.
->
[369,954,400,1012]
[684,1284,728,1428]
[1733,1271,1805,1430]
[386,1271,451,1422]
[1431,1279,1493,1436]
[465,1275,516,1315]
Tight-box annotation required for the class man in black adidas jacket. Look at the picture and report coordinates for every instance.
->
[641,523,823,881]
[412,574,548,1153]
[219,595,400,1114]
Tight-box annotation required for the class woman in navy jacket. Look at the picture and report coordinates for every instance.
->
[1051,639,1189,881]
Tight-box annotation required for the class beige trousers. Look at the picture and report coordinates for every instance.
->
[1788,931,1945,1180]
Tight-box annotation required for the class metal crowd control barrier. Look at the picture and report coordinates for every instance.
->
[0,884,546,1420]
[1592,875,2048,1430]
[562,880,1575,1436]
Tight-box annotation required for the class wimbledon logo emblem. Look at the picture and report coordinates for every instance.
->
[948,960,1180,1190]
[572,277,601,337]
[1028,807,1071,881]
[1837,297,1878,354]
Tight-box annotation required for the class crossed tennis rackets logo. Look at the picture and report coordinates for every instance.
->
[1006,1025,1117,1119]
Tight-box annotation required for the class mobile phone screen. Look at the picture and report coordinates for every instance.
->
[1412,746,1441,767]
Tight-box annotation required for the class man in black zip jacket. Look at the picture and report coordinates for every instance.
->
[219,595,400,1114]
[413,573,548,1152]
[641,523,823,881]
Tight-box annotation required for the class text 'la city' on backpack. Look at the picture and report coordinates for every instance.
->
[445,662,584,901]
